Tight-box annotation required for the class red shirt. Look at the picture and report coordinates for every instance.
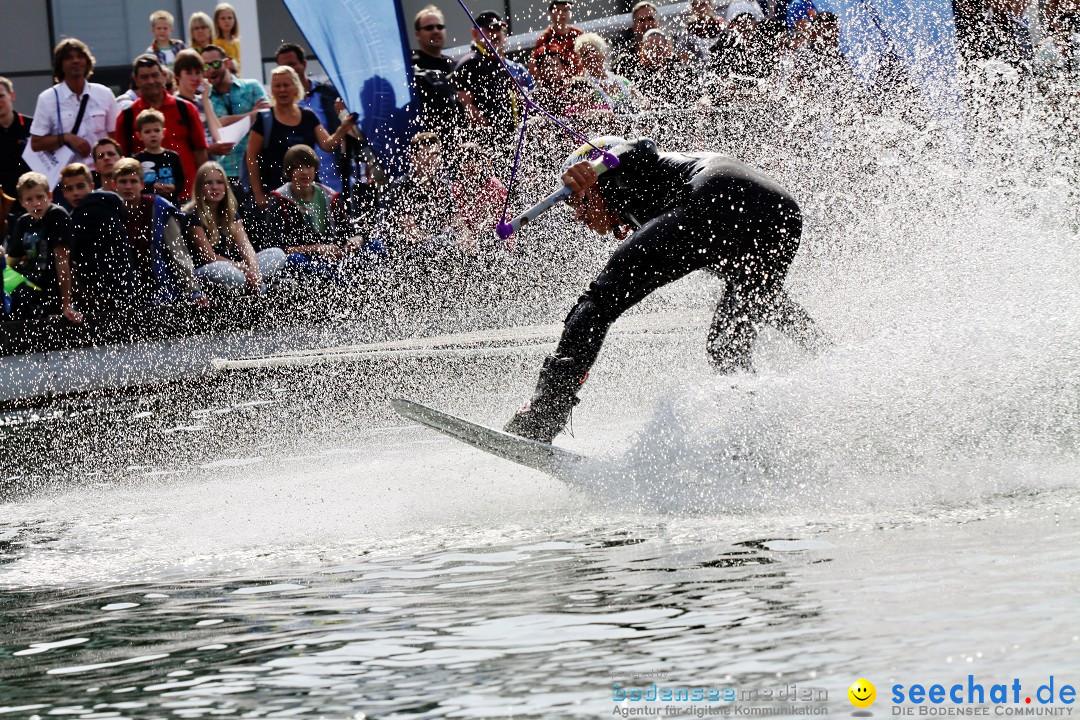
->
[116,93,207,201]
[531,26,585,77]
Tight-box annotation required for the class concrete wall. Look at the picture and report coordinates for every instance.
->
[0,0,57,114]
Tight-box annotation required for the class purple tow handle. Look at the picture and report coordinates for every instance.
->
[496,152,620,240]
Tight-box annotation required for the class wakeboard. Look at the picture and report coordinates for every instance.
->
[390,398,585,480]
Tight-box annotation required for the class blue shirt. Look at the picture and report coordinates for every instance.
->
[298,80,343,192]
[505,59,536,93]
[208,77,269,178]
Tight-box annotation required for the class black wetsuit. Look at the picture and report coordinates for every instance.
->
[555,137,815,377]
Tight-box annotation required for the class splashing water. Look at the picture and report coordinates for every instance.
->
[0,67,1078,719]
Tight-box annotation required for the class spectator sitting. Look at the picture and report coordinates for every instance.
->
[29,38,119,167]
[683,0,726,42]
[530,0,585,78]
[563,77,617,132]
[134,109,184,206]
[785,0,818,51]
[245,66,356,210]
[1035,10,1080,77]
[91,138,123,192]
[59,162,139,312]
[115,54,208,202]
[265,145,379,271]
[795,11,847,75]
[379,132,453,251]
[188,11,215,54]
[172,49,231,158]
[450,141,508,253]
[147,10,187,68]
[783,12,866,109]
[1,186,16,241]
[112,157,208,308]
[185,161,284,294]
[0,77,32,204]
[575,33,645,114]
[203,44,268,186]
[213,3,242,73]
[532,51,576,116]
[709,1,777,95]
[6,172,80,323]
[958,0,1037,72]
[1,254,10,316]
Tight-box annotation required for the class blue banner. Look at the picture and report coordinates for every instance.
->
[282,0,416,174]
[821,0,966,132]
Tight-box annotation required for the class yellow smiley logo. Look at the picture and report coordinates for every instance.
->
[848,679,876,708]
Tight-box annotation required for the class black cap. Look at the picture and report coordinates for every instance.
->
[548,0,573,9]
[475,10,506,28]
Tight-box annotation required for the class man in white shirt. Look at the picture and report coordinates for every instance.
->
[29,38,119,168]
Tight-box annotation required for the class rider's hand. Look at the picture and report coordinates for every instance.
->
[562,161,598,200]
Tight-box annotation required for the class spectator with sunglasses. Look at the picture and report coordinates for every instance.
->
[202,44,269,185]
[413,5,453,72]
[410,6,466,148]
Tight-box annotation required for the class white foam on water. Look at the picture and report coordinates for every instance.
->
[0,431,594,586]
[3,91,1078,592]
[582,150,1080,515]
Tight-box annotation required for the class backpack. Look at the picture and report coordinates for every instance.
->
[69,191,139,311]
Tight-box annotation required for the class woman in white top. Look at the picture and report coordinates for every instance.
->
[574,33,647,114]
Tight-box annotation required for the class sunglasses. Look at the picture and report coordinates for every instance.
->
[203,59,225,70]
[635,14,658,23]
[420,23,446,31]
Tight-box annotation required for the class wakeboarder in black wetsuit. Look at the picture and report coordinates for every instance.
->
[504,136,827,443]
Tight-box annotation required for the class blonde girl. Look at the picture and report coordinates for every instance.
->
[213,3,241,72]
[186,161,284,293]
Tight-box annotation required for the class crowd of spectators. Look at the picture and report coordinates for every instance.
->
[3,0,1079,326]
[0,3,392,324]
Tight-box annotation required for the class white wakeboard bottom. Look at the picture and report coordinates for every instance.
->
[390,398,585,481]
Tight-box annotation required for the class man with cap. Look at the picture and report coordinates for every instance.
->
[503,136,827,443]
[451,11,527,146]
[531,1,585,79]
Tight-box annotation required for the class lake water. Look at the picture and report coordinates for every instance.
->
[2,83,1079,719]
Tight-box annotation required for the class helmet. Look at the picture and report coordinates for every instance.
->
[559,135,626,178]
